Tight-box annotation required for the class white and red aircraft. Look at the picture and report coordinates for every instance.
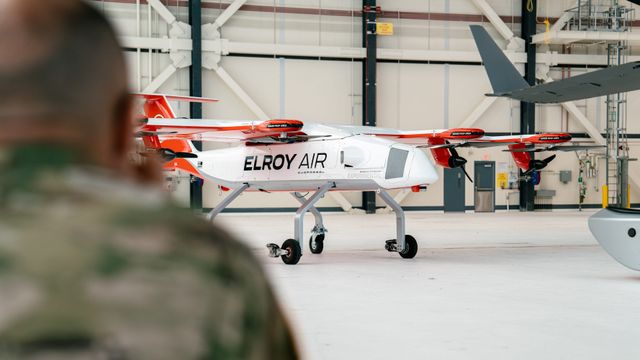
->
[136,94,590,265]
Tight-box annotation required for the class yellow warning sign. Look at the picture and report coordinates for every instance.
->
[376,22,394,36]
[497,172,508,189]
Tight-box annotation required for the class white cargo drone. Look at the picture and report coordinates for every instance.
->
[136,93,585,265]
[136,94,491,265]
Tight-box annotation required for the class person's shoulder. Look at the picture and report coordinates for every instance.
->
[62,170,267,280]
[108,199,262,265]
[0,174,294,358]
[143,203,260,265]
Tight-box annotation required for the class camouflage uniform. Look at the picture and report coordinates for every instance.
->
[0,146,298,360]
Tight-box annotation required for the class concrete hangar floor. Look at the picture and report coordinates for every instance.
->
[216,210,640,360]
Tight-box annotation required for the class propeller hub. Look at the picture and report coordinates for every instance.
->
[448,156,467,168]
[531,160,548,171]
[160,148,177,162]
[156,148,198,162]
[529,154,557,171]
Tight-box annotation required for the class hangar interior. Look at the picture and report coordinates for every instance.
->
[95,0,640,212]
[80,1,640,359]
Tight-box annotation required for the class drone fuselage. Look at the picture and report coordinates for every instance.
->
[179,135,438,192]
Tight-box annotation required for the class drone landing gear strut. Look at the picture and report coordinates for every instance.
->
[291,192,328,255]
[378,189,418,259]
[207,183,249,222]
[209,183,416,264]
[267,182,334,265]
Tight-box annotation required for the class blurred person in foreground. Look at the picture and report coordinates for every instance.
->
[0,0,298,359]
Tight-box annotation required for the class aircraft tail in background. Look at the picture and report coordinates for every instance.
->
[470,24,640,104]
[469,25,529,96]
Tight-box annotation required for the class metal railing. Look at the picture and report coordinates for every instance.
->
[566,1,634,32]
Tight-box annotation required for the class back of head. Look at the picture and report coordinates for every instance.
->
[0,2,299,358]
[0,0,131,170]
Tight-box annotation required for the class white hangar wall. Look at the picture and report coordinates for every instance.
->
[94,0,640,210]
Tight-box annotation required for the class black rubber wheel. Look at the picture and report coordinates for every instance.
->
[399,235,418,259]
[309,233,325,254]
[281,239,302,265]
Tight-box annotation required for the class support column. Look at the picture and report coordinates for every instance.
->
[362,0,377,214]
[189,0,203,211]
[520,0,536,212]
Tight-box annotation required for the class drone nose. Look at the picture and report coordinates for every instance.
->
[410,149,439,185]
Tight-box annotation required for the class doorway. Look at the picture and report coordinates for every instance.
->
[444,167,466,212]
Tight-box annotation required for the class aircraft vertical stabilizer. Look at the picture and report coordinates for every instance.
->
[469,25,529,96]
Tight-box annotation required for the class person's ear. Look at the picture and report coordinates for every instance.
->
[111,93,163,185]
[111,92,133,161]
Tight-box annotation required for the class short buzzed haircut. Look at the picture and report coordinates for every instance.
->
[0,0,128,144]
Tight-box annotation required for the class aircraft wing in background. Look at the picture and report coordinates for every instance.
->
[469,25,640,103]
[506,62,640,103]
